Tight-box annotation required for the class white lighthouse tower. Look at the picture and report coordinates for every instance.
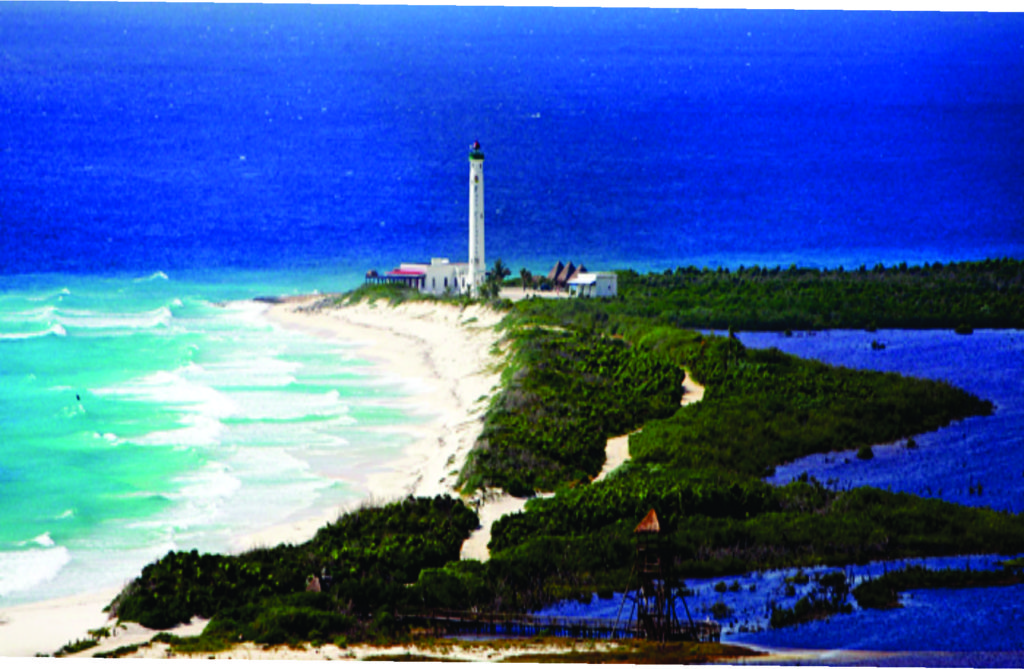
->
[467,141,485,295]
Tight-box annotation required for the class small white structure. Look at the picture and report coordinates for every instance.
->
[421,258,470,296]
[567,272,618,298]
[369,259,470,296]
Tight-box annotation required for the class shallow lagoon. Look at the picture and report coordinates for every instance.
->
[740,329,1024,514]
[541,330,1024,662]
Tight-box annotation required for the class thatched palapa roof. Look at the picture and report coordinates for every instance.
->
[547,261,565,282]
[634,509,661,534]
[556,261,577,284]
[547,260,589,285]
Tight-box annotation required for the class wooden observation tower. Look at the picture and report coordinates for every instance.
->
[403,508,719,642]
[616,508,712,642]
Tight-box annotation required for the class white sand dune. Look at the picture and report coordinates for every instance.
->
[264,296,506,504]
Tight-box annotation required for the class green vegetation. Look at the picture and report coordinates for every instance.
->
[459,328,682,495]
[355,282,469,307]
[479,258,512,300]
[628,341,989,479]
[53,624,117,657]
[853,564,1024,610]
[54,637,99,657]
[769,571,853,628]
[110,496,477,644]
[152,631,235,654]
[482,470,1024,609]
[709,601,732,619]
[786,570,811,585]
[94,644,145,659]
[600,259,1023,331]
[338,282,434,306]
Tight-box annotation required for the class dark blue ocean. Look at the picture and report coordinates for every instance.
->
[2,4,1022,280]
[1,3,1023,660]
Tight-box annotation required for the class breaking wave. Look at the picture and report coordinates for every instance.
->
[0,324,66,340]
[134,271,170,282]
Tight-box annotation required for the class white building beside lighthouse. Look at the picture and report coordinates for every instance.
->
[467,141,486,296]
[366,141,487,297]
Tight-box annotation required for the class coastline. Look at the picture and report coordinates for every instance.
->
[262,295,506,504]
[0,295,508,657]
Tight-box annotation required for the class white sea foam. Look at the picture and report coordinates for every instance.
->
[228,389,352,422]
[172,462,243,506]
[138,414,226,448]
[96,366,238,415]
[204,447,341,542]
[0,287,421,608]
[219,299,269,324]
[56,305,172,330]
[92,431,119,445]
[32,532,56,547]
[24,287,70,302]
[185,355,300,389]
[0,546,72,598]
[134,271,169,282]
[125,462,244,537]
[0,305,57,322]
[61,403,85,419]
[94,366,237,446]
[0,324,67,340]
[219,419,354,451]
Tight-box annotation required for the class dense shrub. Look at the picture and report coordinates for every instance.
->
[853,565,1024,610]
[202,592,358,646]
[111,496,478,631]
[629,340,992,478]
[413,560,493,610]
[459,328,683,494]
[509,259,1024,332]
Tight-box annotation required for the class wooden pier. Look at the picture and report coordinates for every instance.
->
[402,610,721,643]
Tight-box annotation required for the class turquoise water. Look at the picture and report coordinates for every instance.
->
[0,271,426,606]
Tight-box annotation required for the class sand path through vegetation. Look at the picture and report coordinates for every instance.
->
[462,371,705,561]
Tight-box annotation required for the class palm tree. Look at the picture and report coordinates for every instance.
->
[519,268,533,293]
[491,258,511,282]
[483,259,511,300]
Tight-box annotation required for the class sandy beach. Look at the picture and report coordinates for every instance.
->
[263,295,507,503]
[0,588,120,657]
